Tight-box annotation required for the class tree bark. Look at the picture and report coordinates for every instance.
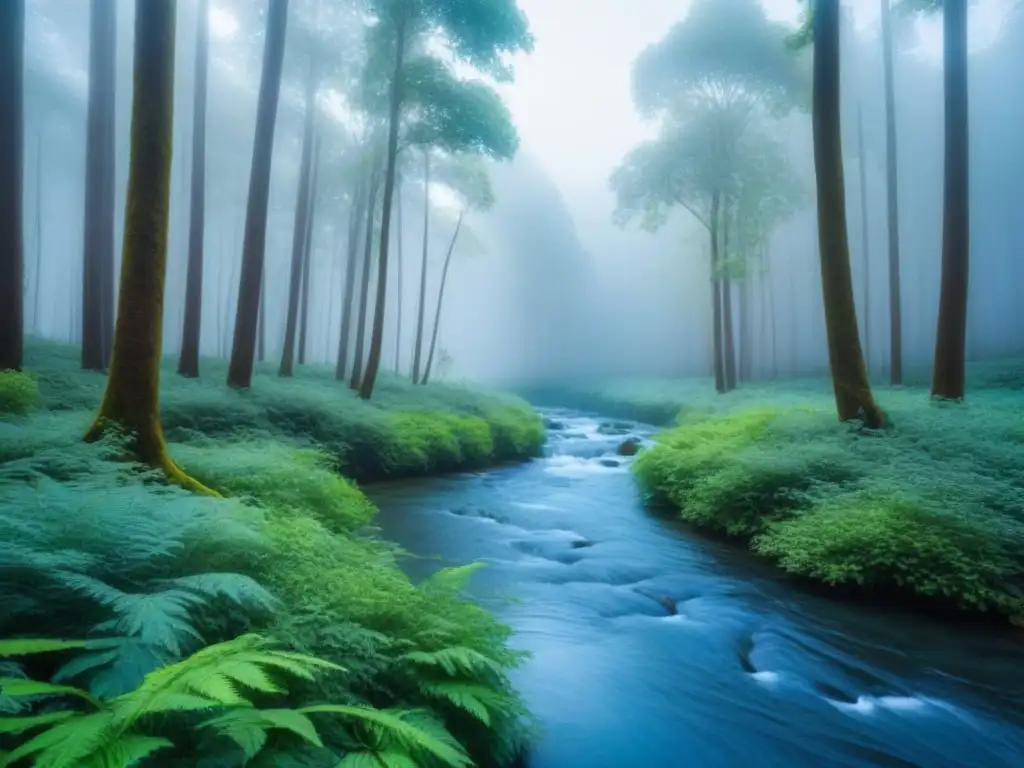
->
[738,274,752,382]
[350,150,384,390]
[422,211,462,385]
[0,0,24,372]
[880,0,903,385]
[931,0,970,401]
[336,171,367,381]
[811,0,885,427]
[411,149,430,383]
[709,192,726,394]
[84,0,213,494]
[298,134,320,366]
[393,176,404,374]
[33,129,43,334]
[720,206,737,392]
[856,100,872,374]
[177,0,209,378]
[226,0,288,389]
[280,56,318,378]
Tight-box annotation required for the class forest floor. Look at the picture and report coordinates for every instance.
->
[521,360,1024,626]
[0,339,544,765]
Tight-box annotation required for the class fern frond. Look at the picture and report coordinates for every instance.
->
[0,710,115,768]
[399,646,504,680]
[77,734,173,768]
[299,705,472,768]
[337,751,419,768]
[0,639,86,658]
[417,680,503,725]
[163,572,278,612]
[0,711,76,735]
[419,562,486,594]
[0,677,100,709]
[201,707,324,758]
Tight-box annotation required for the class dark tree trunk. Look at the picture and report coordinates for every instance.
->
[422,211,462,385]
[931,0,970,401]
[856,100,871,374]
[257,272,266,362]
[280,57,318,378]
[393,176,404,374]
[336,171,368,381]
[721,209,737,392]
[298,135,320,365]
[359,9,409,399]
[81,0,116,371]
[177,0,209,378]
[811,0,884,427]
[411,149,430,383]
[0,0,24,372]
[85,0,212,493]
[880,0,903,385]
[709,192,726,394]
[350,151,384,390]
[227,0,288,390]
[33,130,43,334]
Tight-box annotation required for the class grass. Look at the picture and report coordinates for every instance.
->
[0,339,542,765]
[534,363,1024,625]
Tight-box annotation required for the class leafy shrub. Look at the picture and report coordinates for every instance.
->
[0,372,39,416]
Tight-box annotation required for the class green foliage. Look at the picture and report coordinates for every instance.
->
[0,633,473,768]
[0,372,39,416]
[539,369,1024,622]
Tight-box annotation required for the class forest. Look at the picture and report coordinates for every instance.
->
[2,0,1024,766]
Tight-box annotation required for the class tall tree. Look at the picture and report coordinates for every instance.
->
[178,0,210,378]
[81,0,118,371]
[880,0,904,385]
[393,174,404,373]
[0,0,25,372]
[855,102,872,370]
[808,0,885,426]
[280,55,320,378]
[336,165,368,381]
[927,0,971,400]
[356,0,532,399]
[411,149,431,383]
[85,0,213,493]
[297,136,321,366]
[227,0,289,390]
[350,148,384,390]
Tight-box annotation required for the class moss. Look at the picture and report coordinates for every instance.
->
[0,370,39,415]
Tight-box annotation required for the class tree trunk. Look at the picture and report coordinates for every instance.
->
[811,0,885,427]
[738,274,752,382]
[257,271,266,362]
[931,0,970,401]
[879,0,903,385]
[33,129,43,334]
[335,172,367,381]
[279,57,318,378]
[350,150,384,390]
[359,9,409,400]
[226,0,288,390]
[720,203,737,392]
[856,99,871,375]
[411,149,430,383]
[764,243,778,378]
[393,176,404,374]
[326,215,343,360]
[0,0,24,372]
[84,0,213,494]
[422,211,462,385]
[177,0,209,378]
[298,134,320,365]
[709,192,726,394]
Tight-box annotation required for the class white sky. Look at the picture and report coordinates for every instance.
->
[496,0,1014,210]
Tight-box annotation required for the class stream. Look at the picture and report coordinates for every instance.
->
[370,410,1024,767]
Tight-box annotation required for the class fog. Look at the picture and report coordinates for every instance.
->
[21,0,1023,384]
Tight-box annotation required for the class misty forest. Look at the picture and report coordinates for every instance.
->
[1,0,1023,765]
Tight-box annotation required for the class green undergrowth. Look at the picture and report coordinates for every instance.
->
[624,366,1024,624]
[0,411,534,765]
[24,339,544,481]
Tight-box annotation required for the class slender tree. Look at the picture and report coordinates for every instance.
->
[335,166,368,381]
[856,101,872,370]
[227,0,289,390]
[928,0,970,400]
[350,150,384,390]
[809,0,884,426]
[178,0,210,378]
[421,212,461,384]
[0,0,25,372]
[297,135,321,366]
[393,175,404,373]
[411,150,431,383]
[880,0,904,384]
[34,130,44,334]
[85,0,214,493]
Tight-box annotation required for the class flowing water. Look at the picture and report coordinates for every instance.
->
[370,411,1024,767]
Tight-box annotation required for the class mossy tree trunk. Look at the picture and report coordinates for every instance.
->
[0,0,25,373]
[178,0,209,378]
[931,0,970,401]
[421,211,462,385]
[280,57,319,378]
[85,0,214,494]
[709,191,726,394]
[227,0,289,390]
[336,170,368,381]
[811,0,885,428]
[411,149,430,384]
[297,136,320,366]
[82,0,117,372]
[880,0,903,386]
[350,151,384,391]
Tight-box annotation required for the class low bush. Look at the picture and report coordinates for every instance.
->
[0,371,39,416]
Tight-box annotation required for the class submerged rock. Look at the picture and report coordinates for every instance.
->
[616,437,642,456]
[597,420,633,436]
[599,458,620,468]
[545,417,566,430]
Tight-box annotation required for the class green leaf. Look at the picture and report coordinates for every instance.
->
[0,639,86,658]
[0,677,100,708]
[0,711,76,735]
